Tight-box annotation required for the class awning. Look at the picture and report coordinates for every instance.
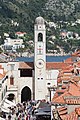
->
[1,99,16,113]
[4,99,16,106]
[1,106,10,113]
[35,111,51,116]
[3,101,12,108]
[0,117,5,120]
[35,106,51,116]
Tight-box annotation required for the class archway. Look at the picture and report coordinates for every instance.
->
[21,86,31,103]
[7,93,15,101]
[38,33,43,41]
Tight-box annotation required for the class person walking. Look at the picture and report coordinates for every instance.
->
[26,115,28,120]
[28,114,30,120]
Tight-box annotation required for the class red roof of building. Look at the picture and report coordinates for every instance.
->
[60,111,78,120]
[46,62,69,70]
[53,106,79,120]
[56,106,67,115]
[64,57,73,63]
[15,32,26,35]
[52,80,80,104]
[19,62,71,70]
[19,62,33,69]
[75,107,80,116]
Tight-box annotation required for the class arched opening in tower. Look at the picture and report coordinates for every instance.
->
[38,33,43,41]
[21,86,31,103]
[7,93,15,101]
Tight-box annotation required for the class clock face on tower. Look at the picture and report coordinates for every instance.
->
[36,59,44,69]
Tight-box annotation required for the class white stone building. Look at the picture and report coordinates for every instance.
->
[0,17,60,105]
[0,64,8,106]
[2,37,24,52]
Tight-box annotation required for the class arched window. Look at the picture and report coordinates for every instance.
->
[10,75,14,85]
[38,33,43,41]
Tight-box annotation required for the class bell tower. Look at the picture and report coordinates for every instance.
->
[34,16,46,100]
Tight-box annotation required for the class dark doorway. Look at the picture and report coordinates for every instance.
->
[21,86,31,103]
[7,94,15,101]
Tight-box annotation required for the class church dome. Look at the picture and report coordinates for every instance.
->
[35,16,44,24]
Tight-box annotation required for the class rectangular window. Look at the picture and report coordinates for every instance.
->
[20,69,32,77]
[10,77,14,85]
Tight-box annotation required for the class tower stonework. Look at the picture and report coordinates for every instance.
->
[34,16,46,100]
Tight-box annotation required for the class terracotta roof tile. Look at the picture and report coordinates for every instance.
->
[57,77,62,83]
[60,111,78,120]
[68,81,80,96]
[64,57,73,63]
[75,107,80,115]
[53,106,77,120]
[53,92,59,99]
[52,91,71,104]
[57,74,72,84]
[0,73,5,79]
[46,62,69,70]
[57,106,67,115]
[58,72,63,77]
[19,62,33,69]
[19,61,72,70]
[19,62,70,70]
[62,65,74,72]
[52,81,80,104]
[57,106,67,111]
[71,76,80,82]
[59,109,67,115]
[62,74,72,77]
[61,76,71,81]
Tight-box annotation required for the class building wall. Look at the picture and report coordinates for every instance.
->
[3,38,24,51]
[0,75,8,106]
[46,69,59,87]
[0,61,59,103]
[18,77,33,102]
[0,59,59,103]
[4,38,23,45]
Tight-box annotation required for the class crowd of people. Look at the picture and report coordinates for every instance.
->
[0,100,36,120]
[0,99,51,120]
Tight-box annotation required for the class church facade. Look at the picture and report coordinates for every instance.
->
[0,17,59,104]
